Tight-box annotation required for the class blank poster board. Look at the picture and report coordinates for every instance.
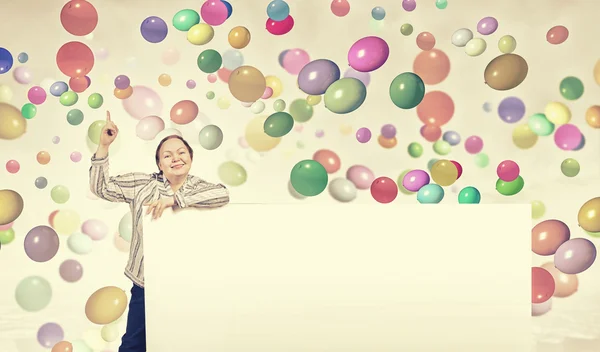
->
[144,204,531,352]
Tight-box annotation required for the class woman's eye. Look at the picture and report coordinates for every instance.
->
[179,152,185,155]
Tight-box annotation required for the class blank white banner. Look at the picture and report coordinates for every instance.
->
[144,204,531,352]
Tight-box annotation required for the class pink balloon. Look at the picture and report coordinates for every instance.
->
[122,86,163,119]
[0,222,14,230]
[136,115,165,140]
[554,124,582,151]
[330,0,350,17]
[6,159,20,173]
[262,87,273,99]
[266,16,294,36]
[28,86,47,105]
[282,49,310,75]
[162,48,180,66]
[346,165,375,190]
[207,74,217,83]
[70,151,82,163]
[81,219,109,241]
[200,0,228,26]
[464,135,484,154]
[347,36,390,72]
[496,160,520,182]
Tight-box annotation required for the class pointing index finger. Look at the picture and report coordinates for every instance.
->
[106,110,111,122]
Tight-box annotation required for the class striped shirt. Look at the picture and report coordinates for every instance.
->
[89,154,230,288]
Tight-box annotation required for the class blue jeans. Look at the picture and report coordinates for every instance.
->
[119,284,146,352]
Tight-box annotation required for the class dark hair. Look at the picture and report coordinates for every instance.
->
[155,135,194,174]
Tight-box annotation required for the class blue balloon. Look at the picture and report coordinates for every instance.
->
[140,16,168,44]
[278,49,289,67]
[17,52,28,64]
[50,81,69,97]
[222,0,233,19]
[574,134,586,151]
[442,130,461,146]
[266,0,290,21]
[0,47,13,74]
[416,184,445,204]
[371,6,386,20]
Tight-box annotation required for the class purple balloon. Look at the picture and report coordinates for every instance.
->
[381,124,396,139]
[356,127,372,143]
[140,16,168,43]
[347,36,390,72]
[297,59,341,95]
[343,67,371,87]
[186,79,196,89]
[37,322,64,348]
[59,259,83,283]
[114,75,130,89]
[477,17,499,35]
[554,124,582,151]
[442,131,461,146]
[402,0,416,11]
[24,226,59,263]
[402,169,430,192]
[554,238,596,274]
[497,96,525,123]
[346,165,375,190]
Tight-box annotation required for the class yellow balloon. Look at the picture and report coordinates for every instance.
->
[52,209,81,235]
[158,73,172,86]
[339,124,352,135]
[578,197,600,233]
[306,95,321,106]
[498,35,517,54]
[85,286,128,325]
[0,102,27,139]
[0,85,13,102]
[101,324,119,342]
[512,124,538,149]
[430,160,458,186]
[265,76,283,98]
[245,115,281,152]
[0,189,24,225]
[217,96,231,109]
[594,59,600,86]
[228,26,251,49]
[544,102,571,125]
[187,23,214,45]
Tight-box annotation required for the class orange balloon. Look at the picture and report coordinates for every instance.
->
[228,26,251,49]
[420,124,442,142]
[585,105,600,129]
[51,341,73,352]
[531,219,570,256]
[114,86,133,99]
[158,73,172,87]
[69,76,90,93]
[416,32,436,51]
[170,100,199,125]
[541,262,578,298]
[228,66,267,103]
[37,151,51,165]
[416,91,455,127]
[313,149,341,173]
[85,286,128,325]
[378,135,397,149]
[413,49,450,85]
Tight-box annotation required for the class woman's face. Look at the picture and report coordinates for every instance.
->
[158,138,192,179]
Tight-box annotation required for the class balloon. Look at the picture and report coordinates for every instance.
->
[531,219,570,256]
[413,49,450,85]
[559,76,584,100]
[87,120,106,144]
[245,115,281,152]
[35,177,48,189]
[474,153,489,168]
[68,76,90,93]
[544,101,571,125]
[267,0,290,21]
[172,9,200,31]
[50,81,69,96]
[27,86,47,105]
[347,165,375,190]
[498,35,517,53]
[290,160,328,197]
[37,322,64,348]
[53,209,81,235]
[228,66,266,103]
[417,184,444,204]
[554,124,582,151]
[266,15,294,35]
[458,186,481,204]
[389,72,425,109]
[497,96,525,123]
[197,49,222,73]
[37,151,51,165]
[417,91,454,126]
[217,161,247,186]
[495,176,524,196]
[200,0,229,26]
[313,149,341,174]
[222,50,244,70]
[67,233,93,255]
[328,178,357,202]
[324,78,367,114]
[554,238,596,274]
[288,99,312,122]
[122,86,163,119]
[331,0,350,17]
[371,6,386,20]
[532,299,552,316]
[282,49,310,75]
[407,142,424,158]
[223,1,233,18]
[585,105,600,129]
[15,276,52,312]
[484,54,528,91]
[416,32,435,51]
[24,225,60,262]
[496,160,519,182]
[13,66,33,84]
[532,267,555,304]
[402,0,417,11]
[85,286,128,324]
[51,185,70,204]
[60,0,98,36]
[56,41,94,78]
[114,75,130,89]
[540,262,578,298]
[51,341,73,352]
[0,227,15,245]
[88,93,103,109]
[101,324,119,342]
[170,100,198,125]
[356,127,371,143]
[6,159,20,173]
[136,115,165,140]
[0,103,27,139]
[531,200,546,219]
[377,135,397,149]
[348,36,389,72]
[228,26,251,49]
[578,197,600,233]
[265,76,283,97]
[528,113,554,136]
[297,59,340,95]
[59,259,83,282]
[451,28,473,47]
[81,219,109,241]
[512,124,538,149]
[430,160,458,186]
[420,124,442,142]
[0,189,24,225]
[198,124,223,150]
[464,38,487,57]
[264,112,294,137]
[560,158,580,177]
[140,16,168,43]
[402,169,430,192]
[187,23,214,45]
[477,16,498,35]
[546,25,569,45]
[370,177,397,204]
[0,47,13,74]
[400,23,413,36]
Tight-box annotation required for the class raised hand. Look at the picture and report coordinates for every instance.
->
[99,110,119,146]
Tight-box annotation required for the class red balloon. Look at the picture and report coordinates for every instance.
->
[370,177,398,204]
[532,267,555,304]
[450,160,463,179]
[56,41,95,78]
[60,0,99,36]
[420,124,441,142]
[416,91,455,127]
[266,15,294,35]
[69,76,91,93]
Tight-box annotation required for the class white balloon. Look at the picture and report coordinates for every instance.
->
[532,298,552,316]
[451,28,473,47]
[155,128,182,142]
[250,100,266,114]
[464,38,487,57]
[67,233,93,255]
[328,178,357,202]
[101,324,120,342]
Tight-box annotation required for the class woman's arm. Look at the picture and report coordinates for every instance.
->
[174,176,230,208]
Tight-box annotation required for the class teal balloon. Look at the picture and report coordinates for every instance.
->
[389,72,425,109]
[528,113,555,136]
[15,276,52,312]
[173,9,200,31]
[197,49,222,74]
[264,112,294,137]
[290,160,328,197]
[416,184,444,204]
[496,176,524,196]
[323,78,367,114]
[559,76,584,100]
[67,109,84,126]
[458,186,481,204]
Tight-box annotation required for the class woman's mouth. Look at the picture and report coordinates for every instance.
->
[171,164,184,169]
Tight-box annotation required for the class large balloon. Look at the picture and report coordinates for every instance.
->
[554,238,596,274]
[85,286,128,324]
[122,86,163,119]
[348,36,389,72]
[15,276,52,312]
[412,49,450,85]
[416,91,454,126]
[323,77,367,114]
[24,226,60,262]
[0,189,24,224]
[389,72,425,109]
[578,197,600,232]
[245,115,281,152]
[228,66,266,103]
[0,47,13,74]
[484,54,528,91]
[56,42,94,78]
[531,219,570,256]
[0,103,27,139]
[60,0,98,36]
[290,160,328,197]
[297,59,341,95]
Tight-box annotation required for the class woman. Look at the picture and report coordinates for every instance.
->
[89,111,229,352]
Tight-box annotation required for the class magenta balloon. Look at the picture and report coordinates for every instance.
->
[346,165,375,190]
[136,115,166,140]
[554,238,596,274]
[402,169,430,192]
[343,67,371,86]
[24,225,60,262]
[347,36,390,72]
[81,219,109,240]
[554,123,582,151]
[122,86,163,119]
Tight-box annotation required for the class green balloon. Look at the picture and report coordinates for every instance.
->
[323,78,367,114]
[273,99,286,112]
[396,169,415,195]
[206,91,215,100]
[561,158,580,177]
[67,109,84,126]
[264,112,294,137]
[173,9,200,31]
[528,113,554,136]
[407,142,423,158]
[59,91,78,106]
[389,72,425,109]
[15,276,52,312]
[87,120,106,145]
[289,99,313,122]
[88,93,103,109]
[531,200,545,219]
[432,140,451,155]
[435,0,448,9]
[290,160,328,197]
[559,76,584,100]
[0,228,15,244]
[296,140,305,149]
[197,49,222,74]
[496,176,524,196]
[50,185,70,204]
[218,161,248,186]
[474,153,489,168]
[21,103,37,119]
[585,229,600,238]
[458,186,481,204]
[400,23,413,36]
